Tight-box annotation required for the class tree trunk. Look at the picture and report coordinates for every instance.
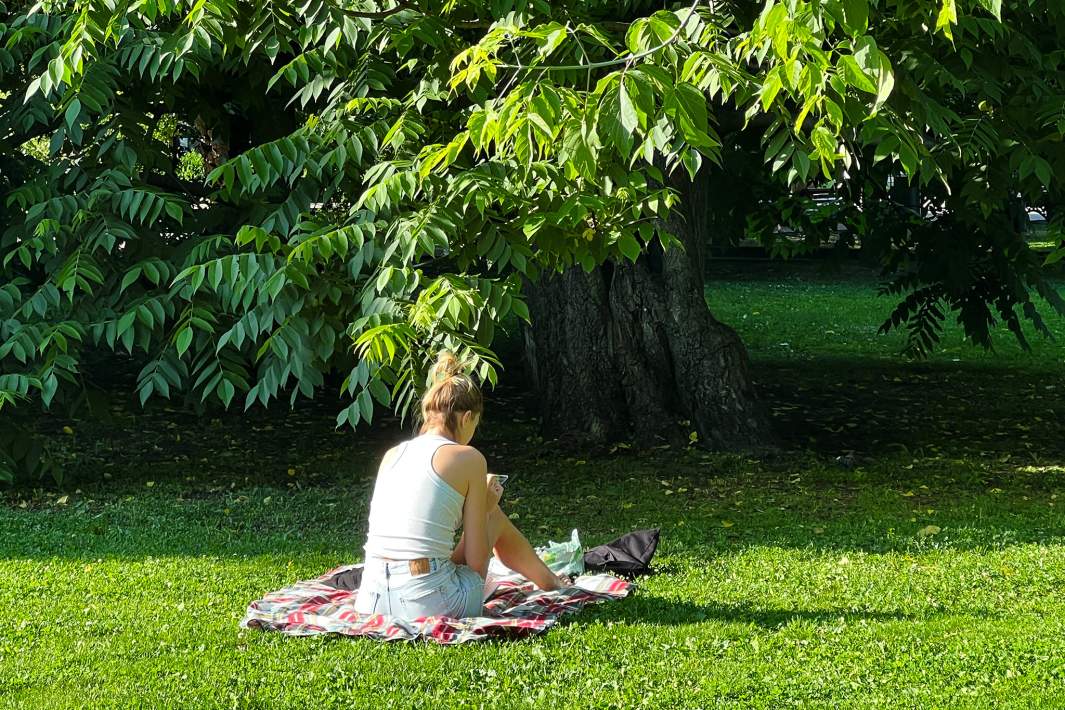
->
[524,170,774,451]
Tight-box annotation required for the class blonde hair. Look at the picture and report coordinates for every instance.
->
[419,351,483,436]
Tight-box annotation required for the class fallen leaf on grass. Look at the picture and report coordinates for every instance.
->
[56,495,69,505]
[918,525,941,537]
[721,519,734,528]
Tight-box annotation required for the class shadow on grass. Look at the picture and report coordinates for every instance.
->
[754,356,1065,461]
[575,594,992,629]
[2,490,1062,563]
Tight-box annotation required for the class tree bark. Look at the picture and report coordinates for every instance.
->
[524,169,775,451]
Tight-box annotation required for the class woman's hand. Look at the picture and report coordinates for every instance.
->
[539,573,570,591]
[486,473,504,508]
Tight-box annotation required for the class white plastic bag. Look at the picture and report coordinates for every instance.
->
[536,529,585,577]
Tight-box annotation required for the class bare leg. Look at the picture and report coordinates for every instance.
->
[451,506,562,590]
[491,510,562,590]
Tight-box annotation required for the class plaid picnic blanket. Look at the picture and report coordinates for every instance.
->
[240,564,632,644]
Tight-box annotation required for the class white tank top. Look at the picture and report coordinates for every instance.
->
[363,434,465,560]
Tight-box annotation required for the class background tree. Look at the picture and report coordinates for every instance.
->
[1,0,1063,481]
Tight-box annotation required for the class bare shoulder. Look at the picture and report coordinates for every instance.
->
[432,444,487,496]
[433,443,487,474]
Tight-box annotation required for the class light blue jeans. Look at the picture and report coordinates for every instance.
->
[355,557,484,619]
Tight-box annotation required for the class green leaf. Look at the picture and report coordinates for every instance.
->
[48,57,64,88]
[812,125,837,156]
[143,261,162,285]
[41,373,58,407]
[852,36,879,73]
[619,78,639,133]
[936,0,958,39]
[64,98,81,130]
[840,56,877,94]
[358,390,373,425]
[219,379,235,408]
[176,327,193,356]
[840,0,869,33]
[824,99,844,127]
[1033,157,1053,187]
[1044,247,1065,266]
[117,310,137,336]
[760,71,783,111]
[120,268,142,293]
[24,76,42,102]
[120,323,135,353]
[898,140,918,176]
[976,0,1002,19]
[511,298,530,322]
[875,54,895,108]
[164,201,184,224]
[618,233,642,262]
[601,89,634,160]
[368,378,391,406]
[376,267,393,293]
[873,135,898,163]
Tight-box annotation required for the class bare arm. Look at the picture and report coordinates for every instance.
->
[459,454,490,578]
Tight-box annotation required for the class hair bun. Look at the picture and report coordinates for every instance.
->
[429,350,465,386]
[419,349,484,435]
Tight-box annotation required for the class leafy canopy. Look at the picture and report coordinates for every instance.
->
[1,0,1063,480]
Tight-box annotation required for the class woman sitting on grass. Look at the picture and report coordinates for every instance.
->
[355,351,564,619]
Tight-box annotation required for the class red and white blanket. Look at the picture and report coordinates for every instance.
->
[240,564,632,644]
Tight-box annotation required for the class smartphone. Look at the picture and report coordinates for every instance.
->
[491,474,509,486]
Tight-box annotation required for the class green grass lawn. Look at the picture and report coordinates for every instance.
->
[707,260,1065,367]
[2,264,1064,708]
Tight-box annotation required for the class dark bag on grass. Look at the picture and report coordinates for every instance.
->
[324,566,363,591]
[582,528,660,577]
